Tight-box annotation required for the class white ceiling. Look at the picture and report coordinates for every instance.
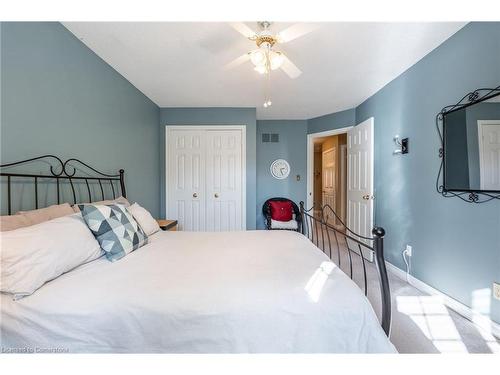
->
[63,22,466,120]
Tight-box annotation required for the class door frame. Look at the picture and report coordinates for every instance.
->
[306,126,353,210]
[340,143,347,224]
[478,120,500,190]
[165,125,247,230]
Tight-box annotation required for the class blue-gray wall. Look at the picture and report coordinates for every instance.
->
[159,108,257,229]
[256,120,307,229]
[308,108,356,134]
[355,22,500,323]
[0,22,161,216]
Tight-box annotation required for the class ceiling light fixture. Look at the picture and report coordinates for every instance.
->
[227,21,319,109]
[247,22,281,108]
[249,47,284,75]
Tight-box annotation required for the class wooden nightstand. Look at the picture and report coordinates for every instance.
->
[157,219,178,231]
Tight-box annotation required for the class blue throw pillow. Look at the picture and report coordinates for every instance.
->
[79,204,148,262]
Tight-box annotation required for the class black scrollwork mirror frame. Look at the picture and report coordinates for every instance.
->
[436,85,500,203]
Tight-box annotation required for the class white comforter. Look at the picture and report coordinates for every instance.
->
[0,230,395,353]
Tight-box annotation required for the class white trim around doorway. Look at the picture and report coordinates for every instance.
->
[306,126,353,210]
[478,120,500,191]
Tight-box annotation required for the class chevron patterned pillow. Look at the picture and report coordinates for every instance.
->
[79,203,148,262]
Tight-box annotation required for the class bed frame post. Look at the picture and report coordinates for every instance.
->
[299,201,305,235]
[372,226,391,337]
[119,169,126,198]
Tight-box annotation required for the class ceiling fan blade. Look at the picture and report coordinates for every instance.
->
[229,22,256,39]
[277,23,320,43]
[224,53,250,70]
[280,53,302,79]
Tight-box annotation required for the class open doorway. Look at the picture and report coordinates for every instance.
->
[307,119,375,260]
[307,126,353,215]
[312,133,347,226]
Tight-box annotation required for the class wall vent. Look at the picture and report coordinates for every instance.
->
[262,133,279,143]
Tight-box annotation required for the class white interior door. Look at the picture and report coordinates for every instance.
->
[347,118,374,244]
[167,129,206,231]
[206,129,243,231]
[322,147,336,222]
[478,120,500,190]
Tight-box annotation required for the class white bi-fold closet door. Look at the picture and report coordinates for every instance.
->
[167,126,245,232]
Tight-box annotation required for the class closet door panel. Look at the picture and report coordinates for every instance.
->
[205,130,243,231]
[167,129,206,231]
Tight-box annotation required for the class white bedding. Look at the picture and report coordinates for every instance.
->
[0,230,395,353]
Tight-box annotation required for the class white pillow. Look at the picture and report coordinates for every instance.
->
[0,213,103,300]
[271,218,298,230]
[126,203,160,236]
[72,196,130,213]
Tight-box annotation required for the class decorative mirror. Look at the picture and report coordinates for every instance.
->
[436,85,500,203]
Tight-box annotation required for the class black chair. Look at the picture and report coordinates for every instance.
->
[262,197,302,232]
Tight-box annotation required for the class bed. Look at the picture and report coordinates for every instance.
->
[0,156,395,353]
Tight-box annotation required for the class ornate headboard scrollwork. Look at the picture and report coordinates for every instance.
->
[0,155,126,215]
[436,85,500,203]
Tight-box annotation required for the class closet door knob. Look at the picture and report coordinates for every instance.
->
[362,194,370,200]
[193,193,198,198]
[214,193,219,198]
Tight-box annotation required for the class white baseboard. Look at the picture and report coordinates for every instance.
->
[385,261,500,339]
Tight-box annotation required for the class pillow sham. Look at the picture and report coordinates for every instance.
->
[269,201,293,222]
[0,214,103,300]
[72,196,130,213]
[79,204,148,262]
[17,203,74,226]
[0,214,31,232]
[126,203,160,236]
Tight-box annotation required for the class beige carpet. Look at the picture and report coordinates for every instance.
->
[312,227,500,354]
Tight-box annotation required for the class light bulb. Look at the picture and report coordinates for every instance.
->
[263,102,268,108]
[254,65,267,74]
[267,100,272,106]
[269,51,284,70]
[250,49,266,66]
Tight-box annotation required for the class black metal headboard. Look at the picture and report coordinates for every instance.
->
[0,155,126,215]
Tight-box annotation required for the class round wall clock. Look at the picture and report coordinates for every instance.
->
[270,159,290,180]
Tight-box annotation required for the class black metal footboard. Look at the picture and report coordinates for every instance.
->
[299,202,391,337]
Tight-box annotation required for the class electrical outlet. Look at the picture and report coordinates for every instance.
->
[494,282,500,301]
[405,245,412,257]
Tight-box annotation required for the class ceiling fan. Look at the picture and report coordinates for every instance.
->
[226,21,319,80]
